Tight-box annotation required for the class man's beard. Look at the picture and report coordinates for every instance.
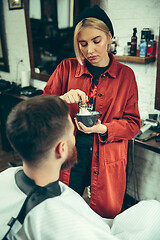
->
[61,143,77,171]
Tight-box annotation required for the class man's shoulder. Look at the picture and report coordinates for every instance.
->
[0,166,21,181]
[27,181,88,218]
[22,184,111,239]
[0,166,24,198]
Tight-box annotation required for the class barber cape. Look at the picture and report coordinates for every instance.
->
[0,167,160,240]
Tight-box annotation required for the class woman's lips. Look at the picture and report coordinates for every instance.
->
[88,56,97,60]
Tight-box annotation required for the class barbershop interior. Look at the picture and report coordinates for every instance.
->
[0,0,160,238]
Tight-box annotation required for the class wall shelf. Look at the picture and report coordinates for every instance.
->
[114,55,156,64]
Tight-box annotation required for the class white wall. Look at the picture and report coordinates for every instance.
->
[101,0,160,119]
[0,0,160,119]
[0,0,30,85]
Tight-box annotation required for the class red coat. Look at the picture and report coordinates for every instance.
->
[44,53,141,218]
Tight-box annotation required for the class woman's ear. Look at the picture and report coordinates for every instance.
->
[108,32,112,43]
[107,32,112,52]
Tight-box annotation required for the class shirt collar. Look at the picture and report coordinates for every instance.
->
[75,59,91,78]
[106,52,118,79]
[75,52,118,79]
[15,169,61,196]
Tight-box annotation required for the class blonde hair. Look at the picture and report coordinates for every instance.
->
[74,18,111,65]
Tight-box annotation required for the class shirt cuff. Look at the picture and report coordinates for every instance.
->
[99,131,108,141]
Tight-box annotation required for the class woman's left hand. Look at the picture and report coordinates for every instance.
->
[74,118,107,134]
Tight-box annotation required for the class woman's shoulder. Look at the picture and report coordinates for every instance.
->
[112,60,135,82]
[115,59,134,73]
[109,53,135,77]
[59,58,79,68]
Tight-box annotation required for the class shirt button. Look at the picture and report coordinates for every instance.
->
[98,93,103,97]
[101,74,105,79]
[96,151,99,157]
[89,147,93,153]
[94,171,99,175]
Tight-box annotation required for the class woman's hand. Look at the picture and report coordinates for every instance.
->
[74,118,107,135]
[60,89,88,104]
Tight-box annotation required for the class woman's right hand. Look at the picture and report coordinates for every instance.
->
[60,89,88,104]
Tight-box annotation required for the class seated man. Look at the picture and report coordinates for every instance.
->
[0,95,160,239]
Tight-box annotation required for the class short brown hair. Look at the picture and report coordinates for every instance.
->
[6,95,70,164]
[74,17,111,65]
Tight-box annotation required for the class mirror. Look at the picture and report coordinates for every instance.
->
[24,0,97,82]
[0,1,9,72]
[155,29,160,111]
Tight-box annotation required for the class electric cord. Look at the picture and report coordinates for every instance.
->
[16,59,23,85]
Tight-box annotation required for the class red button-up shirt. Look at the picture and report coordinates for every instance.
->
[44,53,141,218]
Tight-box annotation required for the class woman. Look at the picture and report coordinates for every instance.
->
[43,5,141,218]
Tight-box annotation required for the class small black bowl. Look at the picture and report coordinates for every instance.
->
[76,111,100,127]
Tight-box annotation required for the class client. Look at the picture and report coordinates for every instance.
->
[0,95,160,239]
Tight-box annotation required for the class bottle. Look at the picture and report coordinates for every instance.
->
[141,28,151,43]
[146,34,156,58]
[124,42,131,56]
[130,28,137,56]
[123,45,128,56]
[127,42,131,55]
[110,36,117,54]
[140,28,151,57]
[140,40,147,57]
[136,44,140,56]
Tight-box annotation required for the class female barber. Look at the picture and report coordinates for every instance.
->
[43,5,141,218]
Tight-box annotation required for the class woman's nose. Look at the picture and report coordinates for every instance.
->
[87,43,94,54]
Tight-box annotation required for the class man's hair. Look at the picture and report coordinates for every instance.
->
[6,95,70,165]
[74,17,110,65]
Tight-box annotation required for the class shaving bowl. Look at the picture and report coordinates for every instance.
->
[76,111,100,127]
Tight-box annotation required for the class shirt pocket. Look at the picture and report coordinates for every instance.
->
[102,140,127,165]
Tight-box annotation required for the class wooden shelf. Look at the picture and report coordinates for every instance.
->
[114,55,156,64]
[129,138,160,154]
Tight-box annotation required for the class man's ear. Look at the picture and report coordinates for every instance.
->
[55,141,66,158]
